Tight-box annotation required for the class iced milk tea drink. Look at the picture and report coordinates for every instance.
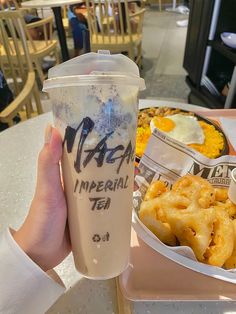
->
[43,51,145,279]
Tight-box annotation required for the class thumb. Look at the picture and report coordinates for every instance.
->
[35,125,63,201]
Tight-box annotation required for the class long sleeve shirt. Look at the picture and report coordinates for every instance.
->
[0,229,65,314]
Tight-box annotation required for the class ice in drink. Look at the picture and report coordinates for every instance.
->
[43,51,145,279]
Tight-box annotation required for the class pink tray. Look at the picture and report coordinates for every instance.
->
[119,108,236,301]
[195,108,236,117]
[196,108,236,155]
[119,229,236,301]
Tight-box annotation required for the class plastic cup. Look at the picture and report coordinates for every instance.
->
[43,51,145,279]
[228,168,236,204]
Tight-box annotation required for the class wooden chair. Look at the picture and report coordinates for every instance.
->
[0,10,42,127]
[25,15,59,83]
[0,2,59,85]
[85,0,145,67]
[62,5,72,37]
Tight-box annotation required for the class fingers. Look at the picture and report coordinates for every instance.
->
[44,124,62,164]
[35,125,63,200]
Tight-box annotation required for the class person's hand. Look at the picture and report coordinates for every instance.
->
[13,125,71,271]
[74,11,87,24]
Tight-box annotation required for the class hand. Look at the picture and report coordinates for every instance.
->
[13,125,71,271]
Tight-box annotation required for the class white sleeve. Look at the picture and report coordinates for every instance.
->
[0,229,65,314]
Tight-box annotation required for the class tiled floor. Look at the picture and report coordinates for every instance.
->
[139,7,190,102]
[41,6,190,112]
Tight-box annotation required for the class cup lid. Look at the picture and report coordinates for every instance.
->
[43,50,146,91]
[228,168,236,204]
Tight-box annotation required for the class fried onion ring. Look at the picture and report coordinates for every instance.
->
[172,175,215,208]
[139,175,236,268]
[215,188,228,202]
[144,180,168,201]
[214,199,236,219]
[224,220,236,269]
[204,209,234,267]
[164,202,215,262]
[139,197,177,246]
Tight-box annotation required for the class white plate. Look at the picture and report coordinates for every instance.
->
[138,99,209,112]
[221,32,236,49]
[132,208,236,285]
[120,228,236,301]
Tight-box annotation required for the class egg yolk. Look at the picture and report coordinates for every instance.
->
[153,117,175,132]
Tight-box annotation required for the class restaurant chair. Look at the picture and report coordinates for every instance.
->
[0,4,59,85]
[25,15,59,83]
[62,5,72,37]
[0,10,42,127]
[85,0,145,67]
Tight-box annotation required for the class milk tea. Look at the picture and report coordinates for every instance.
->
[43,51,145,279]
[53,85,138,278]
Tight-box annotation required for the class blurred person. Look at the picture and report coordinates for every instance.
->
[68,3,90,56]
[184,0,189,8]
[94,2,113,32]
[0,0,48,40]
[0,126,71,313]
[0,70,21,132]
[128,1,142,33]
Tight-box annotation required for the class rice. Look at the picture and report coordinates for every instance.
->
[189,121,224,159]
[136,120,225,159]
[136,127,151,158]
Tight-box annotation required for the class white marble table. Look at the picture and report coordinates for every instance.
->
[22,0,83,7]
[22,0,82,61]
[1,100,236,313]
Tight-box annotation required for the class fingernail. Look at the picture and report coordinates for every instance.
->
[44,124,52,144]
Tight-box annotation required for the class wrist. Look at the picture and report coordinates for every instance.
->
[13,227,48,272]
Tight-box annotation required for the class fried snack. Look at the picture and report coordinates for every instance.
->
[164,202,215,262]
[144,180,168,201]
[214,199,236,219]
[140,191,190,224]
[204,209,234,267]
[139,197,177,245]
[156,191,190,212]
[139,175,236,268]
[140,215,177,246]
[224,220,236,269]
[172,175,215,208]
[215,188,228,202]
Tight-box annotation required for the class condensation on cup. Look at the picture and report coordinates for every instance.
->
[43,51,145,279]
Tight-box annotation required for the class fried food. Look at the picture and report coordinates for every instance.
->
[144,180,168,201]
[140,189,190,224]
[140,215,177,246]
[215,188,228,202]
[139,195,177,246]
[139,175,236,268]
[224,220,236,269]
[156,191,190,212]
[172,175,215,208]
[204,209,234,267]
[214,199,236,219]
[164,202,215,262]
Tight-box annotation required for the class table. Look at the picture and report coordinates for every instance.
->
[22,0,82,61]
[1,99,236,313]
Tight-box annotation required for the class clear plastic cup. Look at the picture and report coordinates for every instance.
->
[43,51,145,279]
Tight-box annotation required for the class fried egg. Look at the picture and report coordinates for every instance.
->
[150,114,205,144]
